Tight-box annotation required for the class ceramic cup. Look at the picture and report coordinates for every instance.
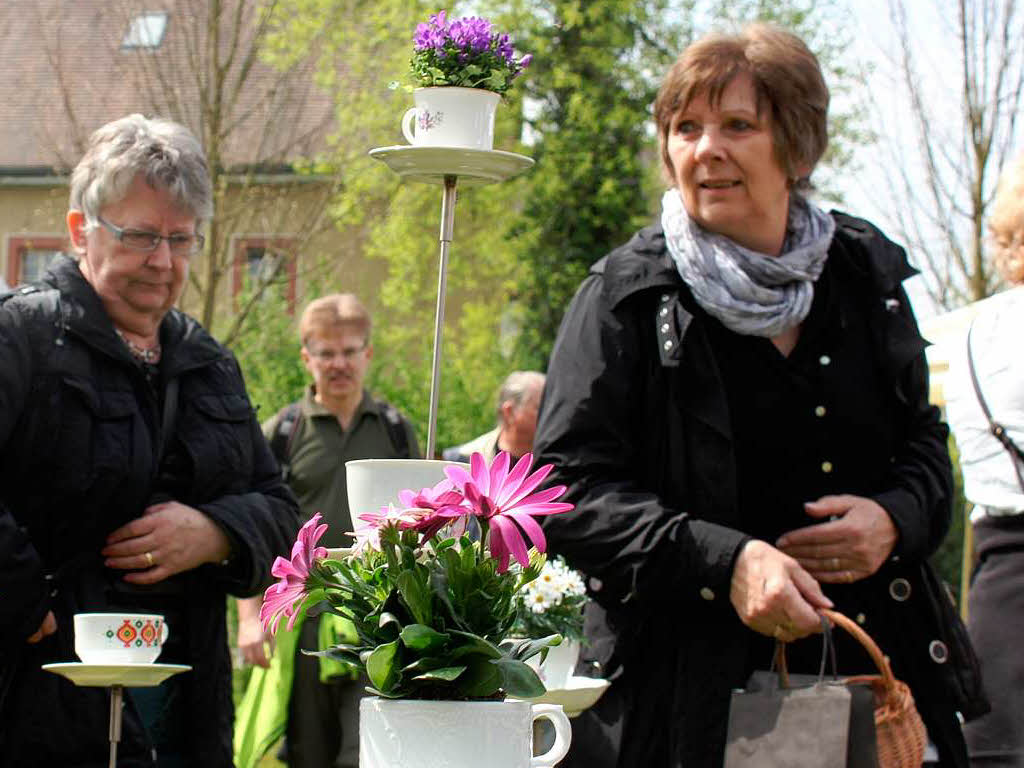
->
[360,698,571,768]
[525,638,581,690]
[401,87,501,150]
[346,459,468,536]
[74,612,169,664]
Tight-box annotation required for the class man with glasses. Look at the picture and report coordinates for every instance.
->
[234,293,418,768]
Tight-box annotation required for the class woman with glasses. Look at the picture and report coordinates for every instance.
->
[0,114,300,766]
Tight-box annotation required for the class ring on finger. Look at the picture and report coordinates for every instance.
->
[144,551,154,567]
[773,624,786,640]
[844,570,854,584]
[831,557,841,570]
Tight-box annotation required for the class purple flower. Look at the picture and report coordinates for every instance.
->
[446,452,574,573]
[260,513,328,633]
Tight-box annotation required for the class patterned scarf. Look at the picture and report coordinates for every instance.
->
[661,188,836,337]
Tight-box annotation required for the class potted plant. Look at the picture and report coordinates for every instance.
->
[397,10,532,149]
[513,557,589,689]
[260,451,574,768]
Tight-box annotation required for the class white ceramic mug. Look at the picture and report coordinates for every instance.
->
[360,698,571,768]
[401,87,501,150]
[74,612,169,664]
[525,638,581,690]
[346,458,468,534]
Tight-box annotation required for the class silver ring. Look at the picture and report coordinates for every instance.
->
[144,551,154,567]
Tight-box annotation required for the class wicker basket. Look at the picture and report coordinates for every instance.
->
[820,609,928,768]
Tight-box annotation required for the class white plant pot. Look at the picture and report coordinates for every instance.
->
[524,639,581,690]
[346,459,467,532]
[401,87,502,150]
[360,697,571,768]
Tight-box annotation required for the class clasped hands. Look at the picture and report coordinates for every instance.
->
[730,494,897,642]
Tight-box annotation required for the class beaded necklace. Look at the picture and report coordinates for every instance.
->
[115,328,162,364]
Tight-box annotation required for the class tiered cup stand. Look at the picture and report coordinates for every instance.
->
[42,661,191,767]
[368,143,612,727]
[367,144,534,457]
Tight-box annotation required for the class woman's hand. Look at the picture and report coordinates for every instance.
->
[27,611,57,643]
[775,495,898,584]
[101,501,232,584]
[730,540,833,643]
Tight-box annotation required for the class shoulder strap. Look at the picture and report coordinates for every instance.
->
[375,399,411,459]
[966,321,1024,492]
[270,402,303,480]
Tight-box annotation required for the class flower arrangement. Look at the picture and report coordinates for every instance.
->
[513,556,589,643]
[405,10,532,95]
[260,452,574,700]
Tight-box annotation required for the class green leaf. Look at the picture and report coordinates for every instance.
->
[366,640,400,692]
[413,666,467,682]
[494,658,546,699]
[448,630,503,660]
[500,634,562,662]
[397,570,433,626]
[455,657,503,698]
[400,624,450,653]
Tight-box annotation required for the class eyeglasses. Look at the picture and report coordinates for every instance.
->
[307,344,367,363]
[97,216,204,256]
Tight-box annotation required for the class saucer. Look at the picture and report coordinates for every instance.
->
[520,675,611,718]
[42,662,192,688]
[368,145,534,186]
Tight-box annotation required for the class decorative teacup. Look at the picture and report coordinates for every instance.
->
[401,87,501,150]
[74,612,169,664]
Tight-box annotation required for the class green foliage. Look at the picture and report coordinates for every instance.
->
[932,434,969,605]
[308,526,557,699]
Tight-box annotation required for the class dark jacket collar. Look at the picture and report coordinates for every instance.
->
[43,255,225,376]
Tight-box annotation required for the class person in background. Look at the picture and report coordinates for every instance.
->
[945,151,1024,767]
[443,370,545,464]
[234,293,419,768]
[534,24,971,768]
[0,114,300,767]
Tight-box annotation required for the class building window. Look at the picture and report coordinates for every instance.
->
[7,236,67,286]
[232,236,297,313]
[122,12,168,49]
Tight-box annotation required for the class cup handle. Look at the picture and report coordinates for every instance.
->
[530,704,571,768]
[160,620,170,644]
[401,107,418,145]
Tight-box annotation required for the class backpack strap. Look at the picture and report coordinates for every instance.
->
[269,402,303,481]
[375,398,412,459]
[966,320,1024,493]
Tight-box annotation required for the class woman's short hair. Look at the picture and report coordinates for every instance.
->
[653,24,829,191]
[988,152,1024,285]
[69,114,213,233]
[299,293,372,346]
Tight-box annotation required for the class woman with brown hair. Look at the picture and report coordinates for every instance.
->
[535,24,973,767]
[946,152,1024,767]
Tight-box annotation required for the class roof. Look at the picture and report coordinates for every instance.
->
[0,0,336,173]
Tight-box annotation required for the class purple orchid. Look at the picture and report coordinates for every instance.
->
[446,452,574,573]
[260,513,328,633]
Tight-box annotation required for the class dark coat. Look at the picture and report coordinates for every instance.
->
[0,256,300,767]
[535,213,968,767]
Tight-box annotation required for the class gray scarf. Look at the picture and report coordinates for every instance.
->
[661,189,836,337]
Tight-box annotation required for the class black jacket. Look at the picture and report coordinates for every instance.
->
[0,257,300,767]
[535,213,967,767]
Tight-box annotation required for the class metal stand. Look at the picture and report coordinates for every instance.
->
[368,145,533,457]
[108,684,123,768]
[425,175,458,458]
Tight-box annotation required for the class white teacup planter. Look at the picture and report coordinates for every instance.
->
[524,638,581,690]
[360,698,571,768]
[401,87,501,150]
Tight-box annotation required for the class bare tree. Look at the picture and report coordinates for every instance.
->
[32,0,343,342]
[873,0,1022,309]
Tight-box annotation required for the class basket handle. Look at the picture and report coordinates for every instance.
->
[819,608,898,695]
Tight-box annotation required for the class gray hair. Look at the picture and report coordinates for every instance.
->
[69,114,213,236]
[496,371,546,423]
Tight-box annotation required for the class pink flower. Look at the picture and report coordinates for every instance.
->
[445,452,573,572]
[397,479,469,539]
[260,513,328,633]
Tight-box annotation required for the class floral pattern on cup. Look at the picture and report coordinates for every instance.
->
[418,109,443,131]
